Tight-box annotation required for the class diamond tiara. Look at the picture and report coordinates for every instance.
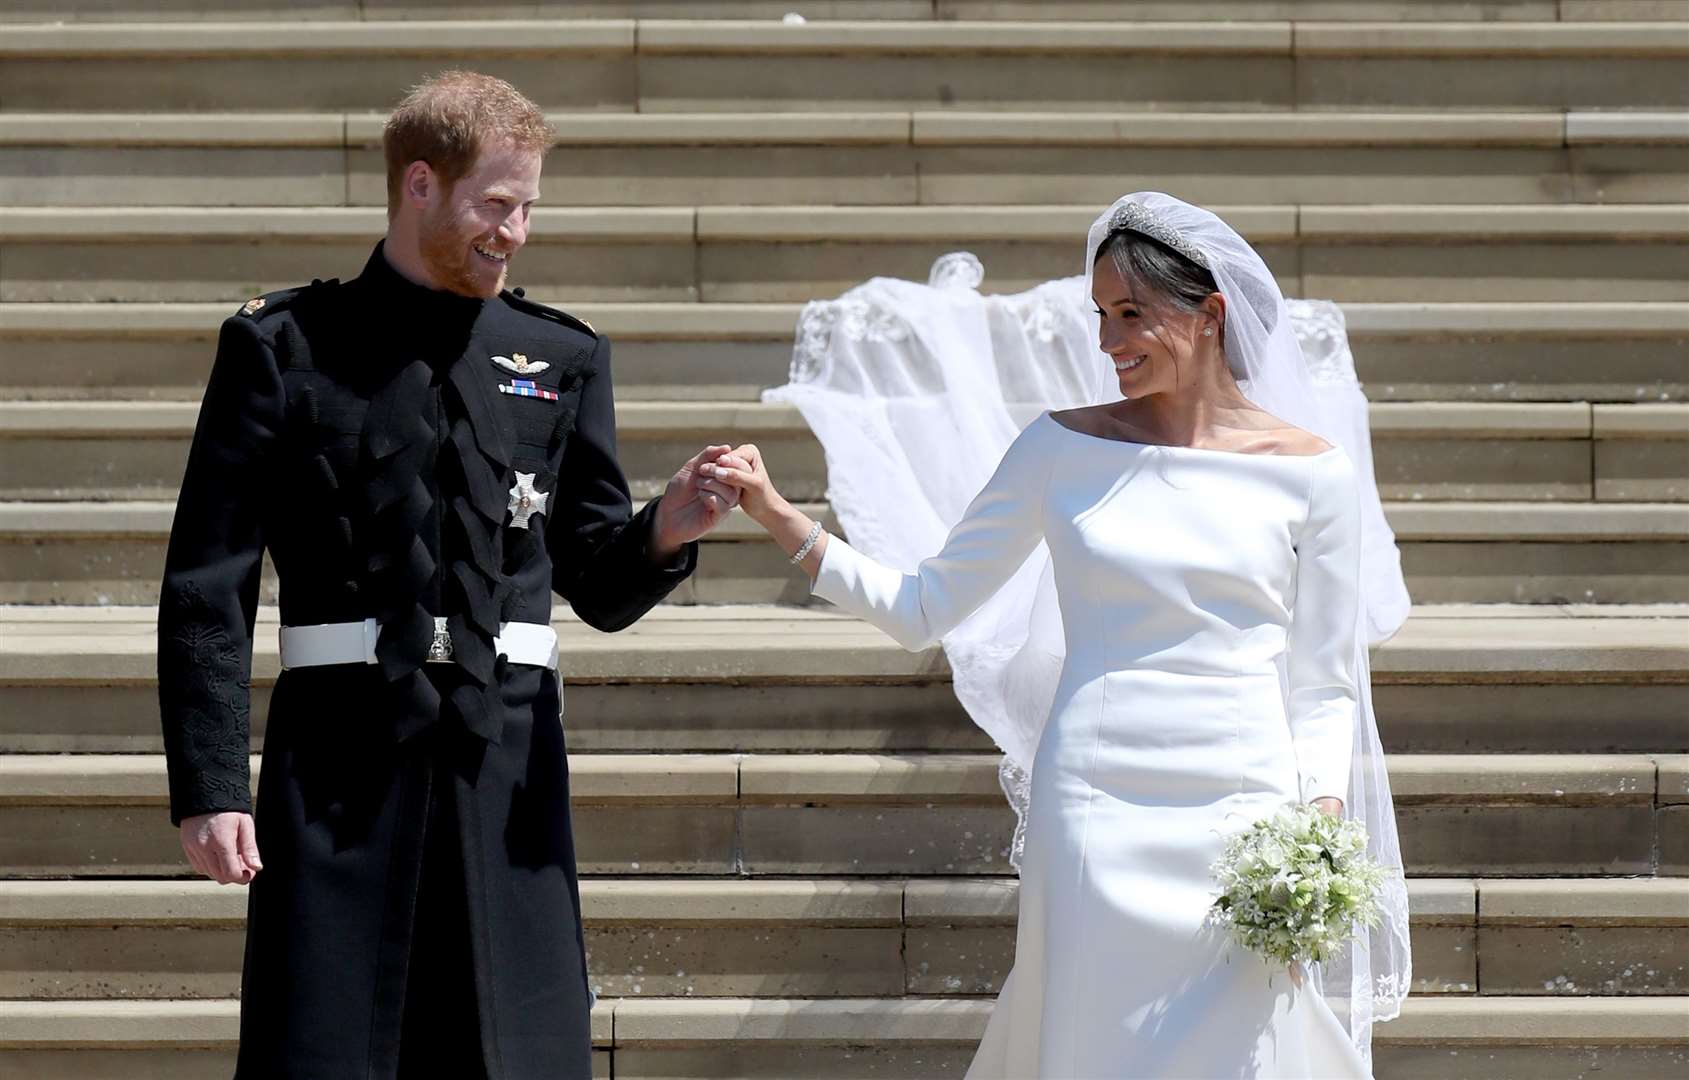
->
[1103,202,1211,270]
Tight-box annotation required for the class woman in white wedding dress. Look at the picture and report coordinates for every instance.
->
[703,195,1382,1079]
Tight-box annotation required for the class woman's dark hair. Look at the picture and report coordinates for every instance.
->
[1092,228,1218,314]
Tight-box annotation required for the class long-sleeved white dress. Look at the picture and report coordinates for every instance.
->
[813,411,1372,1079]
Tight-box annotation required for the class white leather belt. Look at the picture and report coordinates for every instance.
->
[278,617,558,671]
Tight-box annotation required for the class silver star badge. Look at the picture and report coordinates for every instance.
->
[492,351,549,376]
[507,472,549,529]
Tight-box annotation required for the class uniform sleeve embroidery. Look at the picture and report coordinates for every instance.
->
[160,582,253,817]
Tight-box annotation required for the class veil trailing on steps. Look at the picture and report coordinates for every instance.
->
[763,193,1412,1064]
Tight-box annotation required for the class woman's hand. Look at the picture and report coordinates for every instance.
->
[1311,797,1344,819]
[699,443,781,524]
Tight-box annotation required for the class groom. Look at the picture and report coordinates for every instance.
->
[158,71,736,1077]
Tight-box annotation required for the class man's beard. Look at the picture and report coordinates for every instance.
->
[418,209,505,299]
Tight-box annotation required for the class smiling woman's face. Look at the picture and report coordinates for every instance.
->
[1091,253,1211,399]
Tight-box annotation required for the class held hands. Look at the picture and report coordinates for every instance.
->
[649,444,743,560]
[699,444,830,576]
[181,811,262,885]
[698,443,781,523]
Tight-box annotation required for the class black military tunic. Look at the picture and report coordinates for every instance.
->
[157,243,695,1078]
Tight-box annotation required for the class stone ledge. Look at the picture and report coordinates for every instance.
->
[611,996,990,1043]
[0,500,829,541]
[1385,753,1660,804]
[0,880,248,926]
[5,300,1684,342]
[348,111,915,146]
[11,20,1675,60]
[1293,21,1689,57]
[1567,111,1689,144]
[1368,401,1591,437]
[1336,301,1689,337]
[1378,995,1689,1044]
[1385,502,1689,541]
[0,878,911,927]
[910,110,1569,146]
[6,874,1680,929]
[15,109,1679,148]
[571,754,742,802]
[0,113,346,147]
[10,399,1669,442]
[1,995,1681,1049]
[579,879,904,925]
[693,204,1297,242]
[1299,204,1689,240]
[7,204,1683,243]
[5,499,1684,543]
[0,998,241,1047]
[0,752,1679,807]
[2,605,1685,683]
[633,20,1292,54]
[739,753,1004,802]
[0,20,638,56]
[1593,403,1689,439]
[1658,755,1689,805]
[1480,877,1689,924]
[0,301,804,341]
[0,206,692,241]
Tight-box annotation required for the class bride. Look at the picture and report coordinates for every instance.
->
[702,193,1409,1078]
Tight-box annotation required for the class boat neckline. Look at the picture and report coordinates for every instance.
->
[1043,411,1342,460]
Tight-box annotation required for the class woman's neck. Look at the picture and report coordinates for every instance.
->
[1111,373,1261,447]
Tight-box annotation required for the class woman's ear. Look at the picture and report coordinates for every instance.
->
[1199,293,1226,338]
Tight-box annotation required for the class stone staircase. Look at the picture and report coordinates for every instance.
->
[1,2,1686,1078]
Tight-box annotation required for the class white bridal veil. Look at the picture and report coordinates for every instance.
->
[765,193,1412,1063]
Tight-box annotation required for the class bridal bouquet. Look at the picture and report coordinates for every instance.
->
[1208,802,1388,968]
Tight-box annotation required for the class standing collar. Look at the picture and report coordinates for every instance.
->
[356,240,490,328]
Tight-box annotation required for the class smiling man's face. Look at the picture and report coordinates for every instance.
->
[416,140,542,300]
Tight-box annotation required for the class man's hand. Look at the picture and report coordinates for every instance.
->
[181,811,262,885]
[648,444,741,562]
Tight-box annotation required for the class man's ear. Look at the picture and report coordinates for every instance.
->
[401,160,436,210]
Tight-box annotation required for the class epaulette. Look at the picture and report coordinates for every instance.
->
[500,287,597,339]
[233,277,340,321]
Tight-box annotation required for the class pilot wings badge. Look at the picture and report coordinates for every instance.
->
[492,352,549,376]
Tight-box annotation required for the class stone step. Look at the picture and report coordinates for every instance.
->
[2,19,1685,113]
[3,204,1686,303]
[0,876,1683,1000]
[4,109,1684,206]
[0,751,1682,878]
[3,2,1656,27]
[4,300,1684,405]
[2,602,1685,756]
[3,498,1686,606]
[0,996,1683,1080]
[1,398,1682,503]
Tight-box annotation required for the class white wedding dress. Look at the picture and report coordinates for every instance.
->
[813,411,1373,1079]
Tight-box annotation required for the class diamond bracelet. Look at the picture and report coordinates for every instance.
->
[790,520,824,565]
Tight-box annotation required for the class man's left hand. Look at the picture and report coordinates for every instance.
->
[649,444,740,563]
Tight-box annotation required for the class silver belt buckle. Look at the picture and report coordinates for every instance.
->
[426,617,454,663]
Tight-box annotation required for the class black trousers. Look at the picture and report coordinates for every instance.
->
[396,758,488,1079]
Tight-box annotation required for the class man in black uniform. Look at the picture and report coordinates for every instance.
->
[158,72,737,1078]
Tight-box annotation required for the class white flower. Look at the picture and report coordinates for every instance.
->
[1208,802,1387,969]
